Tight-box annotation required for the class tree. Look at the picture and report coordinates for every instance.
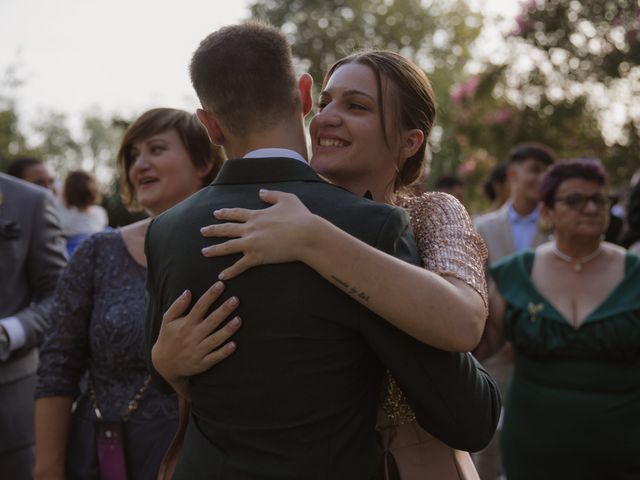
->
[451,0,639,198]
[0,64,29,171]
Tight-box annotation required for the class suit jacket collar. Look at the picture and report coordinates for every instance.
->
[212,157,326,186]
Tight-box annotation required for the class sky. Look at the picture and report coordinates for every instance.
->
[0,0,252,128]
[0,0,520,130]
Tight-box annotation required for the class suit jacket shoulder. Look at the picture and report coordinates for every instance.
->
[0,173,67,381]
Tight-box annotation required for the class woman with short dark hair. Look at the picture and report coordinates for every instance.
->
[475,158,640,479]
[34,108,225,480]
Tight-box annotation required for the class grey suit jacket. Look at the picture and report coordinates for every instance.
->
[474,202,549,266]
[0,173,67,383]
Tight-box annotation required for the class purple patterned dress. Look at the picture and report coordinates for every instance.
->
[36,231,178,480]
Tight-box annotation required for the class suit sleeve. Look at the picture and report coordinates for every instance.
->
[14,191,67,351]
[143,220,173,393]
[360,207,501,452]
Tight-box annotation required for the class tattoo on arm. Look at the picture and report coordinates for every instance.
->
[330,275,370,302]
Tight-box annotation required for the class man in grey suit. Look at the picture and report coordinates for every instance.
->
[0,173,67,478]
[472,142,555,480]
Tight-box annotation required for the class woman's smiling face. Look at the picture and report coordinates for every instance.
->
[309,62,401,199]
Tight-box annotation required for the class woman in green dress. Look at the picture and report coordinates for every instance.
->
[475,158,640,479]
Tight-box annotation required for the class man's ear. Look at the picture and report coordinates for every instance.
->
[196,108,225,146]
[400,128,425,161]
[298,73,314,117]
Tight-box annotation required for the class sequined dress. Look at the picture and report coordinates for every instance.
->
[36,231,178,480]
[380,192,488,426]
[374,193,487,480]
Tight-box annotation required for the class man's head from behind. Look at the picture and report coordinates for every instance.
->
[506,142,555,207]
[190,22,311,146]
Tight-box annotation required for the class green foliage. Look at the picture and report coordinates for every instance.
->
[453,0,639,202]
[250,0,481,85]
[248,0,485,194]
[517,0,640,84]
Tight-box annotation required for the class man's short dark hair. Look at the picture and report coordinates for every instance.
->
[190,22,300,135]
[507,142,556,166]
[7,157,43,179]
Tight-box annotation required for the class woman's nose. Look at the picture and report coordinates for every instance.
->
[131,152,149,170]
[315,106,341,127]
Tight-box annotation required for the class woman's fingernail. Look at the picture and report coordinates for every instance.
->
[228,296,239,306]
[230,316,241,327]
[218,272,226,280]
[182,289,189,297]
[213,281,224,290]
[226,341,236,351]
[201,247,209,256]
[259,189,268,194]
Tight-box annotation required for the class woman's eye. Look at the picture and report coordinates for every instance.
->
[150,145,165,155]
[317,101,328,111]
[349,103,366,110]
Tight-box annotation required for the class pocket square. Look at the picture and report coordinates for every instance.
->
[0,219,21,240]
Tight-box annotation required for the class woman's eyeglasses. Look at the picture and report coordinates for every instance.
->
[554,194,610,211]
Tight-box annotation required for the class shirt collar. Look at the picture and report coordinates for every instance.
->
[244,148,307,164]
[507,202,541,224]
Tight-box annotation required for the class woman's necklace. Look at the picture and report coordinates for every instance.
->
[551,243,603,273]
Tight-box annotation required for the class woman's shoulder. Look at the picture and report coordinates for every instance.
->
[400,191,469,223]
[69,229,122,261]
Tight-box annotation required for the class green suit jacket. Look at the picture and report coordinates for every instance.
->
[144,158,500,479]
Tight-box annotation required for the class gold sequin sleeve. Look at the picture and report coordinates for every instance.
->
[379,193,489,427]
[399,192,488,312]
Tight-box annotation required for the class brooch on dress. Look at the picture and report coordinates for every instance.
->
[528,302,544,322]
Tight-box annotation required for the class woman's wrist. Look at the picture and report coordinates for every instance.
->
[296,214,330,265]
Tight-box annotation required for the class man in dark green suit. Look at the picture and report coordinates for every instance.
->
[144,22,499,479]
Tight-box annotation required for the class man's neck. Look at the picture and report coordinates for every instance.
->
[510,196,538,216]
[224,120,309,161]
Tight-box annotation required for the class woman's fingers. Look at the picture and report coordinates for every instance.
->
[199,296,240,335]
[187,281,225,323]
[162,290,192,324]
[213,207,253,222]
[201,222,246,239]
[200,316,242,353]
[258,189,295,205]
[202,341,237,368]
[218,256,258,280]
[202,238,246,258]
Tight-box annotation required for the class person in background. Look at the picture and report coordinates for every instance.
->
[434,173,466,205]
[7,157,57,194]
[34,108,224,480]
[58,170,109,256]
[472,141,555,480]
[146,24,498,479]
[475,159,640,479]
[0,173,67,479]
[622,179,640,254]
[482,162,509,212]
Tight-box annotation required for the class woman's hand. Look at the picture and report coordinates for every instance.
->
[151,281,241,396]
[200,189,318,280]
